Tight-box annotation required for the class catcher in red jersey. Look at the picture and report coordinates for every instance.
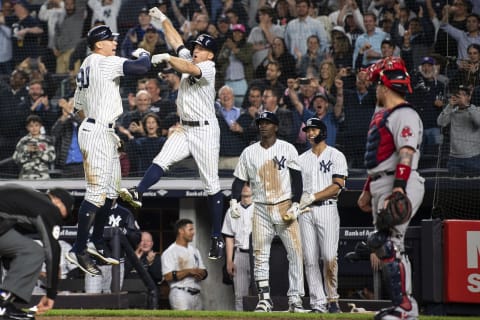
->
[357,57,425,320]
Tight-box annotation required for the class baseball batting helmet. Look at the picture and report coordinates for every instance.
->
[255,111,279,126]
[302,117,327,143]
[190,34,217,56]
[367,57,412,94]
[87,25,119,50]
[375,191,412,231]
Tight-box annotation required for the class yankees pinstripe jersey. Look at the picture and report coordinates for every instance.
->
[234,139,300,204]
[161,243,205,291]
[74,53,127,123]
[177,48,216,121]
[221,204,254,250]
[299,146,348,195]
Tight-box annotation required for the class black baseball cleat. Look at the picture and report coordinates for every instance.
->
[0,299,34,320]
[328,301,342,313]
[208,237,225,260]
[119,187,142,208]
[86,242,119,265]
[65,251,102,276]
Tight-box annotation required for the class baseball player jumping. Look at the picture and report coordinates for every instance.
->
[357,57,424,320]
[67,25,151,276]
[297,118,348,313]
[120,7,225,259]
[231,110,307,313]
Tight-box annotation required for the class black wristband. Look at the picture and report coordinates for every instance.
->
[393,179,407,191]
[172,270,178,281]
[176,45,186,56]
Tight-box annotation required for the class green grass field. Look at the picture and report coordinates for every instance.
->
[35,309,474,320]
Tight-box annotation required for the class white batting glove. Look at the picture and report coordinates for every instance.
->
[131,48,150,58]
[151,53,171,65]
[299,192,315,210]
[149,7,167,28]
[229,199,241,218]
[284,202,300,222]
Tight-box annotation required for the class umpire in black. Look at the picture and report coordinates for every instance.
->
[0,184,74,319]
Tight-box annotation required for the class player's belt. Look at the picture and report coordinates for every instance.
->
[310,200,336,207]
[236,247,250,253]
[370,171,395,181]
[181,119,209,127]
[174,287,201,295]
[86,118,114,128]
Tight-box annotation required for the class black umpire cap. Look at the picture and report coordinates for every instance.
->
[255,111,279,126]
[87,25,119,50]
[48,188,75,217]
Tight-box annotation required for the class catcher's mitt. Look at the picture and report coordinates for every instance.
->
[375,192,412,231]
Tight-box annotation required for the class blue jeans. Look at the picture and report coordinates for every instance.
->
[447,154,480,177]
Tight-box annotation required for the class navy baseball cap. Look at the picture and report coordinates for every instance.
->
[12,0,30,10]
[421,56,436,65]
[312,92,329,102]
[255,111,279,126]
[302,117,326,132]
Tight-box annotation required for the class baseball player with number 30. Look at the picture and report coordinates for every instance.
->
[297,118,348,313]
[120,7,225,260]
[232,110,306,313]
[66,25,151,276]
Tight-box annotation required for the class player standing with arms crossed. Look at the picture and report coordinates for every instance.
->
[357,57,424,320]
[161,219,207,310]
[120,7,225,259]
[221,184,254,311]
[66,25,151,276]
[297,118,348,313]
[231,111,306,313]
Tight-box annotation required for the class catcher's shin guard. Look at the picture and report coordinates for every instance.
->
[380,250,412,310]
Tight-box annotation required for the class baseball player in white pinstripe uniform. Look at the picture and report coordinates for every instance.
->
[297,118,348,313]
[120,7,225,260]
[66,25,151,276]
[161,219,207,310]
[232,111,307,313]
[221,184,254,311]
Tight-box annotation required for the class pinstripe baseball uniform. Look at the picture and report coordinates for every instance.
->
[234,139,305,302]
[152,47,220,195]
[161,242,206,310]
[221,203,254,311]
[74,53,126,206]
[298,145,348,310]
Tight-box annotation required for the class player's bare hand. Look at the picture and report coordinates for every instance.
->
[226,260,235,277]
[36,296,54,315]
[229,199,241,218]
[370,253,382,272]
[149,7,167,23]
[151,53,171,65]
[357,190,372,213]
[132,48,150,58]
[299,192,315,209]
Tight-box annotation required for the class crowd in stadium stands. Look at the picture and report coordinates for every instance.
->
[1,0,480,179]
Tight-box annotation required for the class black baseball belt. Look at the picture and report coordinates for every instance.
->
[181,119,209,127]
[86,118,114,128]
[310,200,336,207]
[173,287,201,295]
